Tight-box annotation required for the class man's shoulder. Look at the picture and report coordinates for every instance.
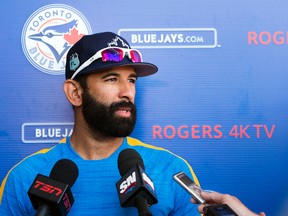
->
[126,137,187,165]
[126,137,199,185]
[127,137,165,151]
[7,143,67,179]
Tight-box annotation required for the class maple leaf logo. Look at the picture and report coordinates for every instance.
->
[64,27,85,45]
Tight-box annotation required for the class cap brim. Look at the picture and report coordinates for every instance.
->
[124,62,158,77]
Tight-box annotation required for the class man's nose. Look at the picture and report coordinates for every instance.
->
[118,82,135,102]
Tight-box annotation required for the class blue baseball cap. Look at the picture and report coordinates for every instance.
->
[65,32,158,79]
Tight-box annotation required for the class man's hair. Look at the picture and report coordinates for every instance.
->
[74,74,88,91]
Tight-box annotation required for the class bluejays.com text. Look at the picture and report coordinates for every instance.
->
[131,33,204,44]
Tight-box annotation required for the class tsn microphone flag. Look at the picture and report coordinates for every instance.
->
[116,164,158,207]
[28,174,74,215]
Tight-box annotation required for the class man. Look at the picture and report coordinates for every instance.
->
[0,32,200,215]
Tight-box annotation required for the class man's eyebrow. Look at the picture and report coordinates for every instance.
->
[129,73,137,79]
[101,72,137,79]
[101,72,120,79]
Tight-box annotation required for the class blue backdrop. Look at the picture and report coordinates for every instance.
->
[1,1,288,215]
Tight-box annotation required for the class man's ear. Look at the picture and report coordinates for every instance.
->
[63,79,84,107]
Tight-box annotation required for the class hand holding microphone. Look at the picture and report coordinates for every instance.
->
[173,171,238,216]
[116,148,158,216]
[173,171,265,216]
[28,159,79,216]
[194,191,266,216]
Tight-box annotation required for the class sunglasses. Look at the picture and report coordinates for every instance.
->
[71,47,143,79]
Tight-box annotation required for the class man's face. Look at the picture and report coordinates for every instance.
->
[81,66,137,138]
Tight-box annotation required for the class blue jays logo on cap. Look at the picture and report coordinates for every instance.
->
[108,36,130,49]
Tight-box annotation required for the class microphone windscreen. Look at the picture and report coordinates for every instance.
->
[117,149,144,177]
[49,159,79,187]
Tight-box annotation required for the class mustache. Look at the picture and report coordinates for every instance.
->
[110,100,136,113]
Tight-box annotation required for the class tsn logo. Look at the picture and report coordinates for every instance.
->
[62,193,72,211]
[33,180,63,196]
[119,171,155,194]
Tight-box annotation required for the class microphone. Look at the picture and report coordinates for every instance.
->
[28,159,79,216]
[116,148,158,216]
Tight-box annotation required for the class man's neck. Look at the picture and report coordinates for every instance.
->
[69,128,124,160]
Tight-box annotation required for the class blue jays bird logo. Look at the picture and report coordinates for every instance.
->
[21,4,92,75]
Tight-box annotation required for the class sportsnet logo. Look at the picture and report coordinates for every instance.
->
[118,171,155,195]
[119,171,137,194]
[21,4,92,75]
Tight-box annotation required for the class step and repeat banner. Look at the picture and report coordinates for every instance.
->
[1,1,288,215]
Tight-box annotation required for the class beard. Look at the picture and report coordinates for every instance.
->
[81,90,137,138]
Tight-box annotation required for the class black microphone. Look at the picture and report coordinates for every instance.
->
[116,148,158,216]
[28,159,79,216]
